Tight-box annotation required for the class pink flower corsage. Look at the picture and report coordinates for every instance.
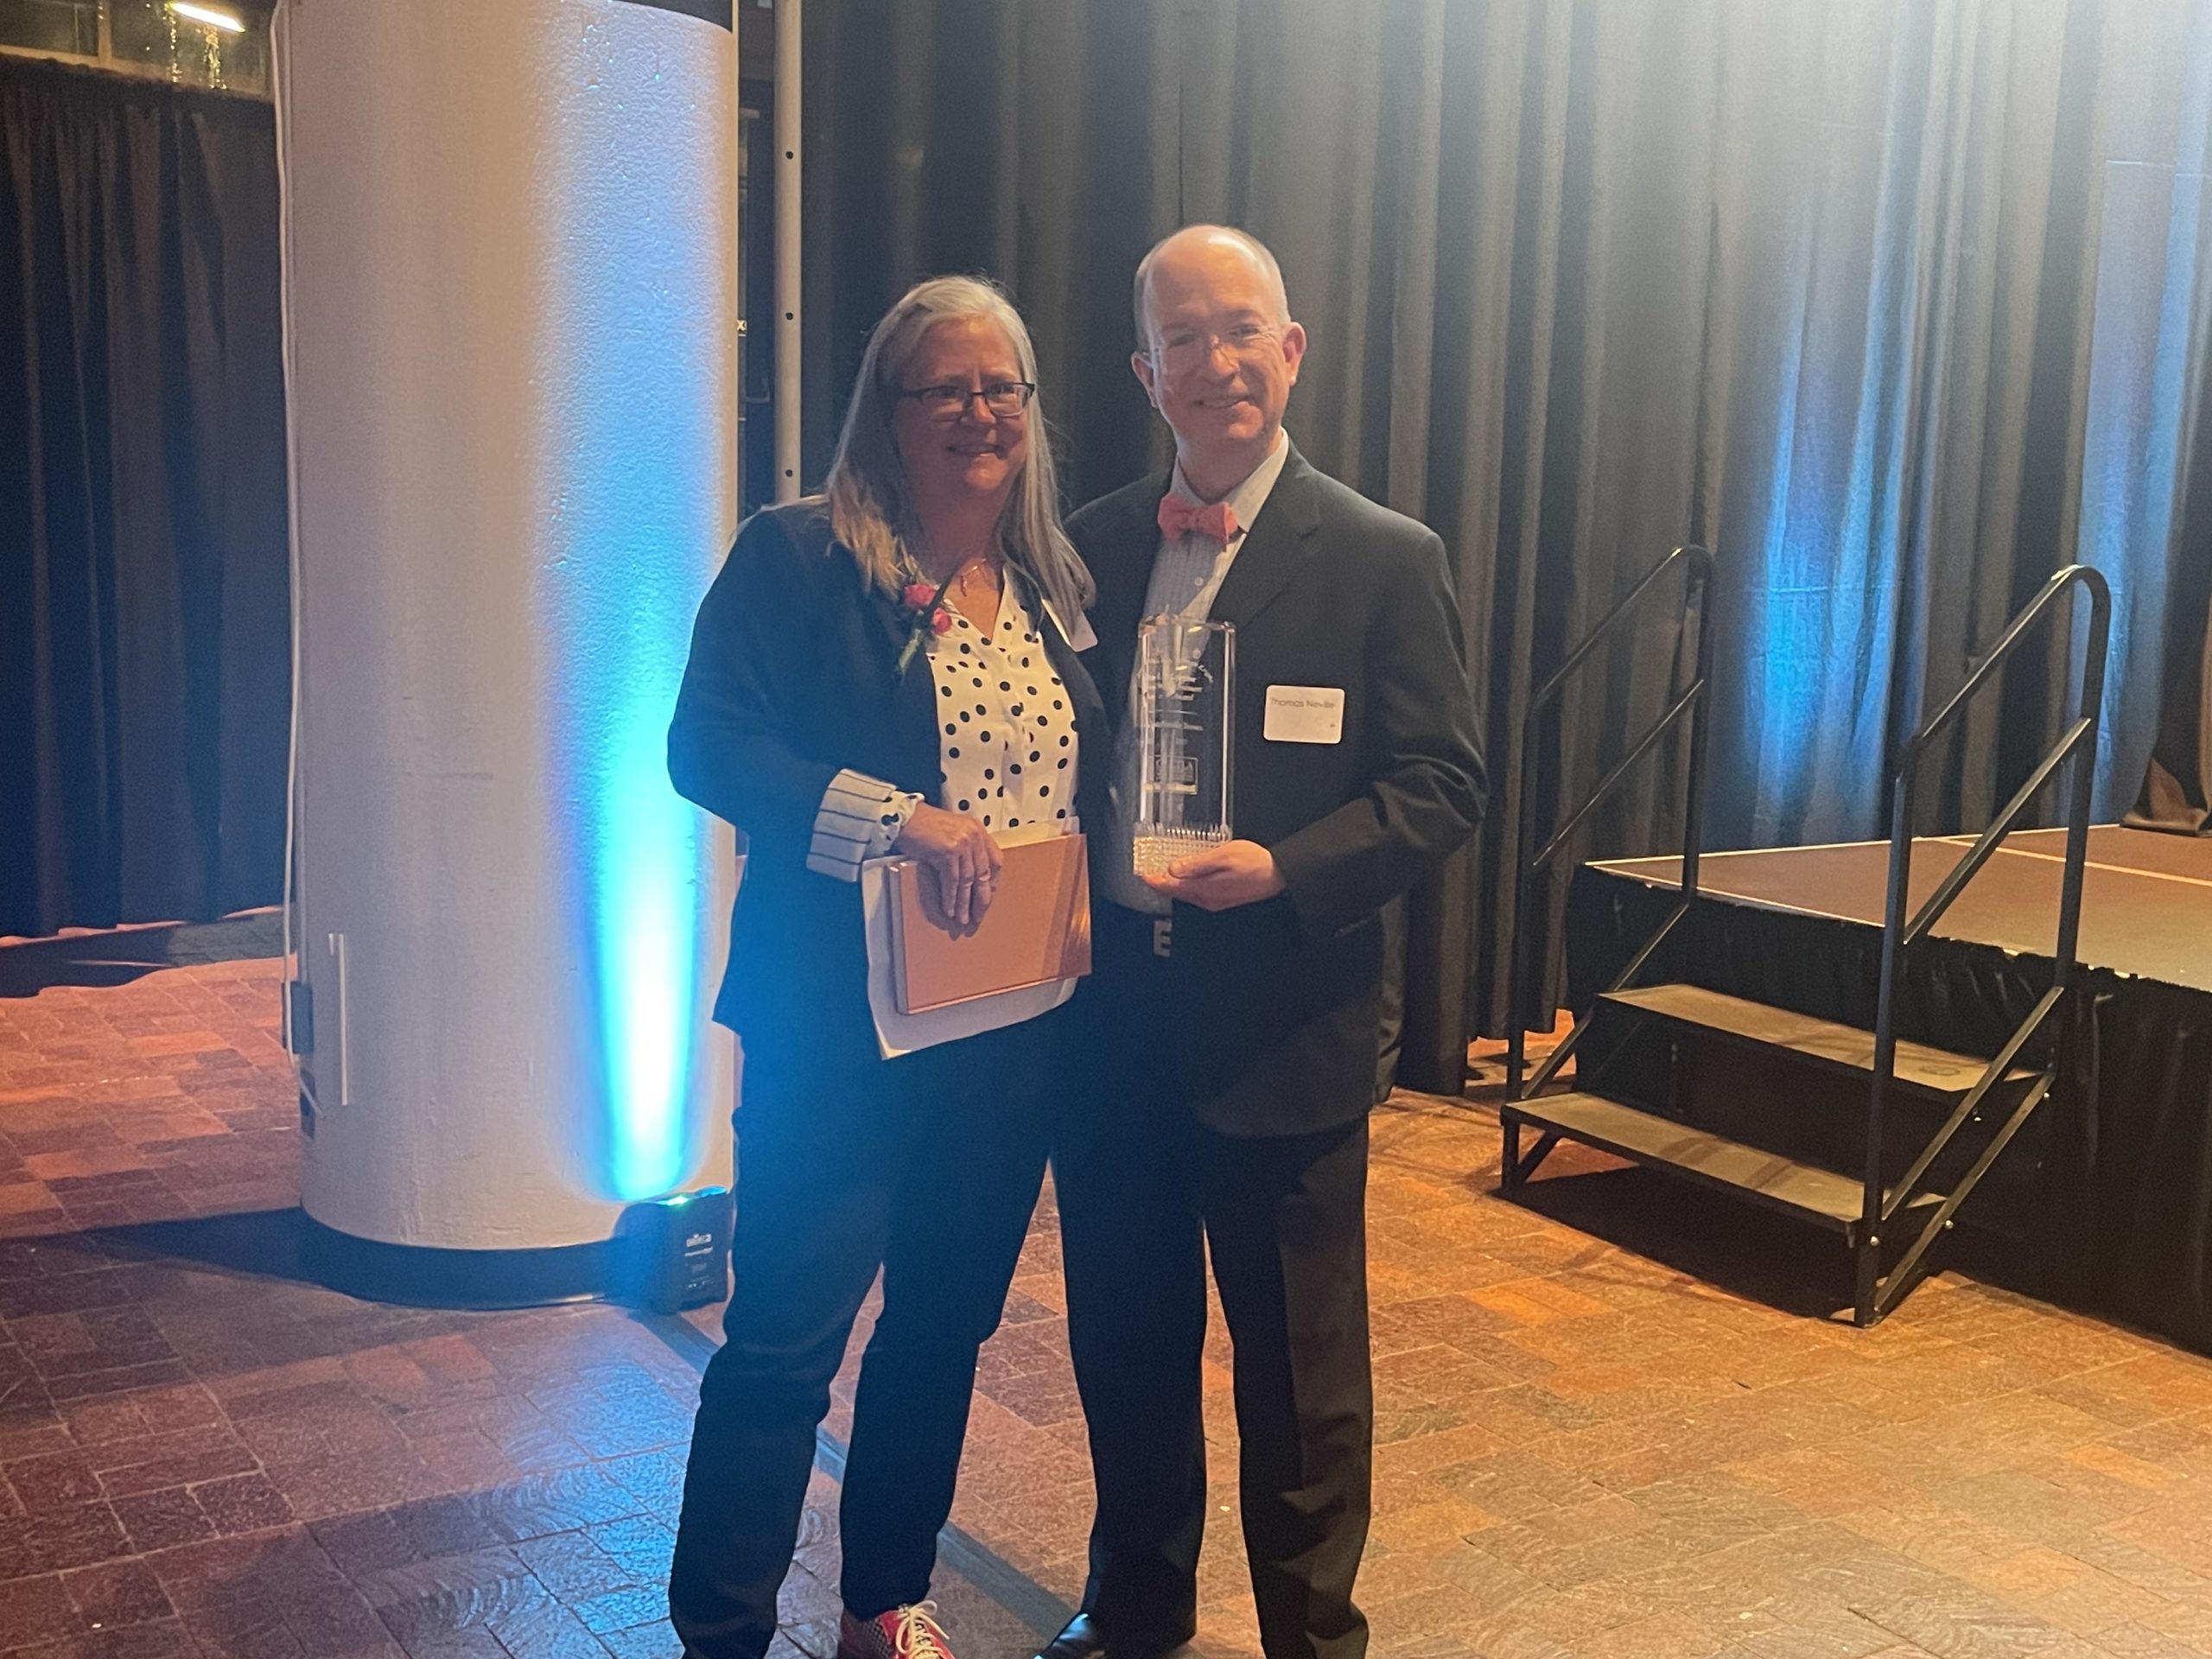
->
[895,576,957,672]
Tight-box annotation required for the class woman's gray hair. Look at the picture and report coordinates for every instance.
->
[823,275,1094,623]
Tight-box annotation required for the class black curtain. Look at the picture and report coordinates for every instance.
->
[0,57,289,938]
[2126,337,2212,835]
[797,0,2212,1076]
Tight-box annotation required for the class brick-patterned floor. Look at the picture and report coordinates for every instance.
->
[5,957,2212,1658]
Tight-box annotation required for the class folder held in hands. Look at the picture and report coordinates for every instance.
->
[884,832,1092,1015]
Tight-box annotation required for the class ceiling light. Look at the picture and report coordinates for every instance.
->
[168,2,246,32]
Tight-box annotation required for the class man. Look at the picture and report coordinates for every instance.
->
[1043,226,1484,1659]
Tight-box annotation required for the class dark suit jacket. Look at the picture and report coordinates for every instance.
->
[669,500,1109,1068]
[1071,446,1484,1136]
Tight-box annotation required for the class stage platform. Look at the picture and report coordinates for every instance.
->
[1569,825,2212,1351]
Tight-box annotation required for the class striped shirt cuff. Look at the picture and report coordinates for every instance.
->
[806,769,923,880]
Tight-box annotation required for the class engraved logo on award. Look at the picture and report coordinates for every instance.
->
[1134,617,1235,877]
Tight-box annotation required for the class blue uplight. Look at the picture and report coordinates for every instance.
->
[537,7,730,1204]
[591,693,704,1204]
[542,556,709,1204]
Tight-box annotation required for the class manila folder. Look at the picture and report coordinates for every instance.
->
[886,832,1091,1015]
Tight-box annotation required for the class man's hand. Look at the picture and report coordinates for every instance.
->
[1141,839,1286,912]
[895,804,1003,932]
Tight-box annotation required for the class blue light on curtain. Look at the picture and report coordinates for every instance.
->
[1723,2,2212,841]
[2072,3,2212,805]
[1730,21,1924,849]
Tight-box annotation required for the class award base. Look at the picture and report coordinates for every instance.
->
[1133,828,1229,877]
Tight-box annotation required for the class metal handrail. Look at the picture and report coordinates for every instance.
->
[1505,546,1714,1104]
[1859,564,2111,1318]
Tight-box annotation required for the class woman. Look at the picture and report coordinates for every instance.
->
[665,276,1104,1659]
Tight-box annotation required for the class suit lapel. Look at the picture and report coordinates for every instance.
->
[1088,474,1173,728]
[1209,447,1324,632]
[859,581,944,785]
[856,571,906,665]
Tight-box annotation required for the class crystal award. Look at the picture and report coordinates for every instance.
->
[1133,616,1236,877]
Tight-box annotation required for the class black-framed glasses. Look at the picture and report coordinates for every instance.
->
[895,380,1037,419]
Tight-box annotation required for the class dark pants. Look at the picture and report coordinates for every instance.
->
[670,1012,1059,1659]
[1055,907,1374,1659]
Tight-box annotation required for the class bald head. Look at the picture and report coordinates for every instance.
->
[1132,225,1291,347]
[1127,223,1307,499]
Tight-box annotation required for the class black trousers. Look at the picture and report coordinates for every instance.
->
[669,1011,1060,1659]
[1054,907,1374,1659]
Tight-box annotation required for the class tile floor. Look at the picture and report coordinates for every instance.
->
[4,957,2212,1658]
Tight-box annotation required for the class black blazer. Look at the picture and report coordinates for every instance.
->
[669,501,1109,1066]
[1071,447,1484,1136]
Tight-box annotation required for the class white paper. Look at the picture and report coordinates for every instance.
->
[860,820,1080,1058]
[1263,684,1347,744]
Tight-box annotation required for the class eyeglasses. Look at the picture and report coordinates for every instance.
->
[1147,321,1280,373]
[895,380,1037,419]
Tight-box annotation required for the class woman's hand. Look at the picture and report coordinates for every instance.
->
[895,804,1004,932]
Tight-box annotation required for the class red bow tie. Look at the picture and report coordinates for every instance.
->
[1156,494,1239,545]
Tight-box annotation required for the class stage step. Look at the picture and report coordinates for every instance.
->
[1502,1090,1944,1243]
[1599,983,2033,1096]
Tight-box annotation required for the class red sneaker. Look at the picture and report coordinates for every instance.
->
[838,1603,957,1659]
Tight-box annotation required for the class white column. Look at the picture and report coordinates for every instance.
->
[276,0,738,1267]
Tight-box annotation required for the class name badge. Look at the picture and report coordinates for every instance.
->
[1263,685,1345,745]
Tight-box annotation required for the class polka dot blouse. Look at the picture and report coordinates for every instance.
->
[927,579,1078,836]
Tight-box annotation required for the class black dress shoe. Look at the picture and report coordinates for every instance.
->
[1032,1613,1193,1659]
